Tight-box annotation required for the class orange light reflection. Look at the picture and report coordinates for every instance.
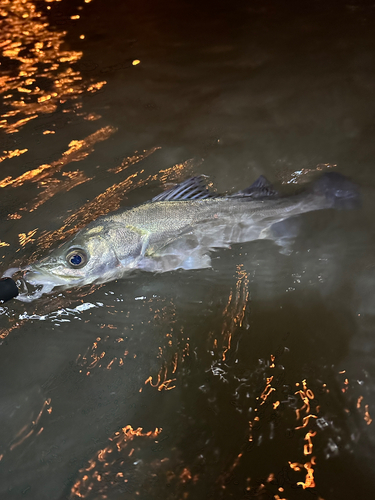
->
[0,0,103,134]
[70,425,161,498]
[0,148,28,163]
[219,264,249,361]
[1,126,116,190]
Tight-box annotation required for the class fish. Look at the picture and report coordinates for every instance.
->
[20,172,359,296]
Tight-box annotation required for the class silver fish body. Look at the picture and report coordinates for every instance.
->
[22,173,359,293]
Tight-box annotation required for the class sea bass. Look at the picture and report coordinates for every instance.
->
[22,172,358,295]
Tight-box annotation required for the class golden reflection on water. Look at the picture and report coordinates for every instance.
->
[212,263,249,361]
[214,356,323,496]
[108,146,161,174]
[0,148,28,163]
[143,296,191,393]
[2,264,371,498]
[0,0,102,134]
[75,293,190,394]
[18,227,37,247]
[214,287,375,499]
[0,0,121,256]
[212,272,342,499]
[69,292,196,498]
[341,372,372,426]
[4,397,52,458]
[29,169,92,212]
[145,363,177,392]
[1,125,116,190]
[364,405,372,425]
[70,425,162,499]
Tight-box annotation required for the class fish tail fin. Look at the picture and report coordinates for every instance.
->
[311,172,360,209]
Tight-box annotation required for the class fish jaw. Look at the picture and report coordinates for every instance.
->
[24,262,87,288]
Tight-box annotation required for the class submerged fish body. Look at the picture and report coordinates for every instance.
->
[22,172,358,294]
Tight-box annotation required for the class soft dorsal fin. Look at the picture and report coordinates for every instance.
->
[151,176,216,202]
[232,175,278,199]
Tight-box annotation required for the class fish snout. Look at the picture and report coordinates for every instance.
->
[24,266,67,286]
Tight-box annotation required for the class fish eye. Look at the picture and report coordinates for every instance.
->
[66,249,87,268]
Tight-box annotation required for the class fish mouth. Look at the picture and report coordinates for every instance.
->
[24,265,83,287]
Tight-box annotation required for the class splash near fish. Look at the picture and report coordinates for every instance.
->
[6,172,359,300]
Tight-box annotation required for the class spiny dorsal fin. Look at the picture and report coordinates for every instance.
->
[231,175,279,199]
[151,176,216,202]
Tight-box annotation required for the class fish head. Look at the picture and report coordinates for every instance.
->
[24,224,124,291]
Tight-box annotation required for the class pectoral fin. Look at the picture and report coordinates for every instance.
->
[124,225,151,256]
[113,225,151,269]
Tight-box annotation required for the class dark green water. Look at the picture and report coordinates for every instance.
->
[0,1,374,498]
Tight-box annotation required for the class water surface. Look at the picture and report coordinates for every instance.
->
[0,1,375,499]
